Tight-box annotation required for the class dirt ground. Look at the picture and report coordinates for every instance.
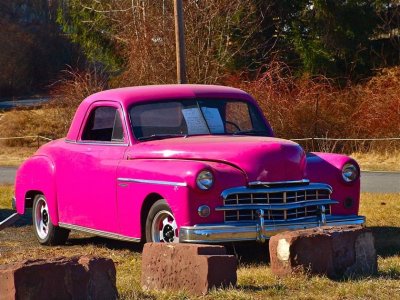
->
[1,194,400,299]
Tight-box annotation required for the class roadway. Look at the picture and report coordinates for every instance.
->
[0,98,49,110]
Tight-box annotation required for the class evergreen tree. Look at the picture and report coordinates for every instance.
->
[57,0,123,72]
[273,0,378,78]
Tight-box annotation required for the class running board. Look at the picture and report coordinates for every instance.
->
[0,213,20,231]
[58,222,141,243]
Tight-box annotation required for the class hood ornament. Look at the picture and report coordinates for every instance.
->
[248,179,310,188]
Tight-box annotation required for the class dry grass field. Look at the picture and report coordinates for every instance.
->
[0,144,399,172]
[0,185,399,299]
[0,146,36,166]
[351,151,400,172]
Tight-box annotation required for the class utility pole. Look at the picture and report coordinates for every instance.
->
[174,0,187,84]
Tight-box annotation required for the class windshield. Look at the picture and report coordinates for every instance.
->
[129,99,270,141]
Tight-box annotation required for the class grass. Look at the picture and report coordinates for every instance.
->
[351,151,400,172]
[0,185,13,208]
[0,107,70,141]
[0,146,36,166]
[0,186,399,299]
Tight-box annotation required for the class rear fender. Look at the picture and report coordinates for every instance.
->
[15,155,59,224]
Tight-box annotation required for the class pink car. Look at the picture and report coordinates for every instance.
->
[13,85,365,245]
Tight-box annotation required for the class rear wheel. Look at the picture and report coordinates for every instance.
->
[145,199,179,243]
[32,194,69,245]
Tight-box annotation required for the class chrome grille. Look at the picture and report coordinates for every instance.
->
[220,184,333,222]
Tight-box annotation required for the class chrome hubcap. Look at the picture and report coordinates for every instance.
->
[151,210,179,243]
[34,197,50,240]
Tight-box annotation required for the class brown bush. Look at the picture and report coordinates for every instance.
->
[228,63,400,152]
[351,68,400,138]
[1,62,399,153]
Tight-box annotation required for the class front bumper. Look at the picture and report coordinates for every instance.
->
[179,215,366,243]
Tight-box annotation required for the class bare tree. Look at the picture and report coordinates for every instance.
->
[73,0,276,85]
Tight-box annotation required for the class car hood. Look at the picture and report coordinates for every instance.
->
[127,136,306,182]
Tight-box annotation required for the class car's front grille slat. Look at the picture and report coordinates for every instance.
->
[220,183,333,222]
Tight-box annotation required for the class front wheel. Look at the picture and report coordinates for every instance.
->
[32,194,69,245]
[145,199,179,243]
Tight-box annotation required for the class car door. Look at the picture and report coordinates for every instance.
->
[56,101,128,233]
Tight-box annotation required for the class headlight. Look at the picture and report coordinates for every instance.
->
[342,163,358,182]
[196,170,214,190]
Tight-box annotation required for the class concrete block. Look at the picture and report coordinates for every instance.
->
[141,243,237,295]
[269,225,377,278]
[0,256,117,300]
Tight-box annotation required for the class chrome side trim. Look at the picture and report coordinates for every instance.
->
[58,223,141,243]
[117,177,187,187]
[248,179,310,187]
[221,183,332,199]
[215,199,338,211]
[179,215,366,243]
[64,139,128,147]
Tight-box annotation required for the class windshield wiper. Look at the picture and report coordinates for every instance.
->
[138,134,187,141]
[232,130,268,136]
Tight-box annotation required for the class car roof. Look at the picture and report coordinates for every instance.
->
[83,84,254,106]
[66,84,262,141]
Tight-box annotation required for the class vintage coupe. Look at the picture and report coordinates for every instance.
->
[13,85,365,245]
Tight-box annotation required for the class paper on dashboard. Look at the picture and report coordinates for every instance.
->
[201,107,224,134]
[182,108,209,134]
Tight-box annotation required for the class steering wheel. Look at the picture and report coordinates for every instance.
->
[224,120,241,132]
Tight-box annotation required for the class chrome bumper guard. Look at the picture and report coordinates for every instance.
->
[179,215,366,243]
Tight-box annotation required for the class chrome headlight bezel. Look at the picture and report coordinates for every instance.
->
[342,163,359,183]
[198,205,211,217]
[196,170,214,190]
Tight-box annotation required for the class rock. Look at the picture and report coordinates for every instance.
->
[0,256,117,300]
[141,243,237,295]
[269,225,377,279]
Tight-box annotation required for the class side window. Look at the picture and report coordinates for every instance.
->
[82,106,125,142]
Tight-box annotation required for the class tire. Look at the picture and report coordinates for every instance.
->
[32,194,70,245]
[145,199,179,243]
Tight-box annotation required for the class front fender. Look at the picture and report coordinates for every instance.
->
[116,158,246,238]
[306,152,360,215]
[15,155,59,224]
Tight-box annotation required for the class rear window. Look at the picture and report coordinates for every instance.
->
[82,106,125,142]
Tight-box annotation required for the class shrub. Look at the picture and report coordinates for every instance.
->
[1,63,399,153]
[227,63,400,152]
